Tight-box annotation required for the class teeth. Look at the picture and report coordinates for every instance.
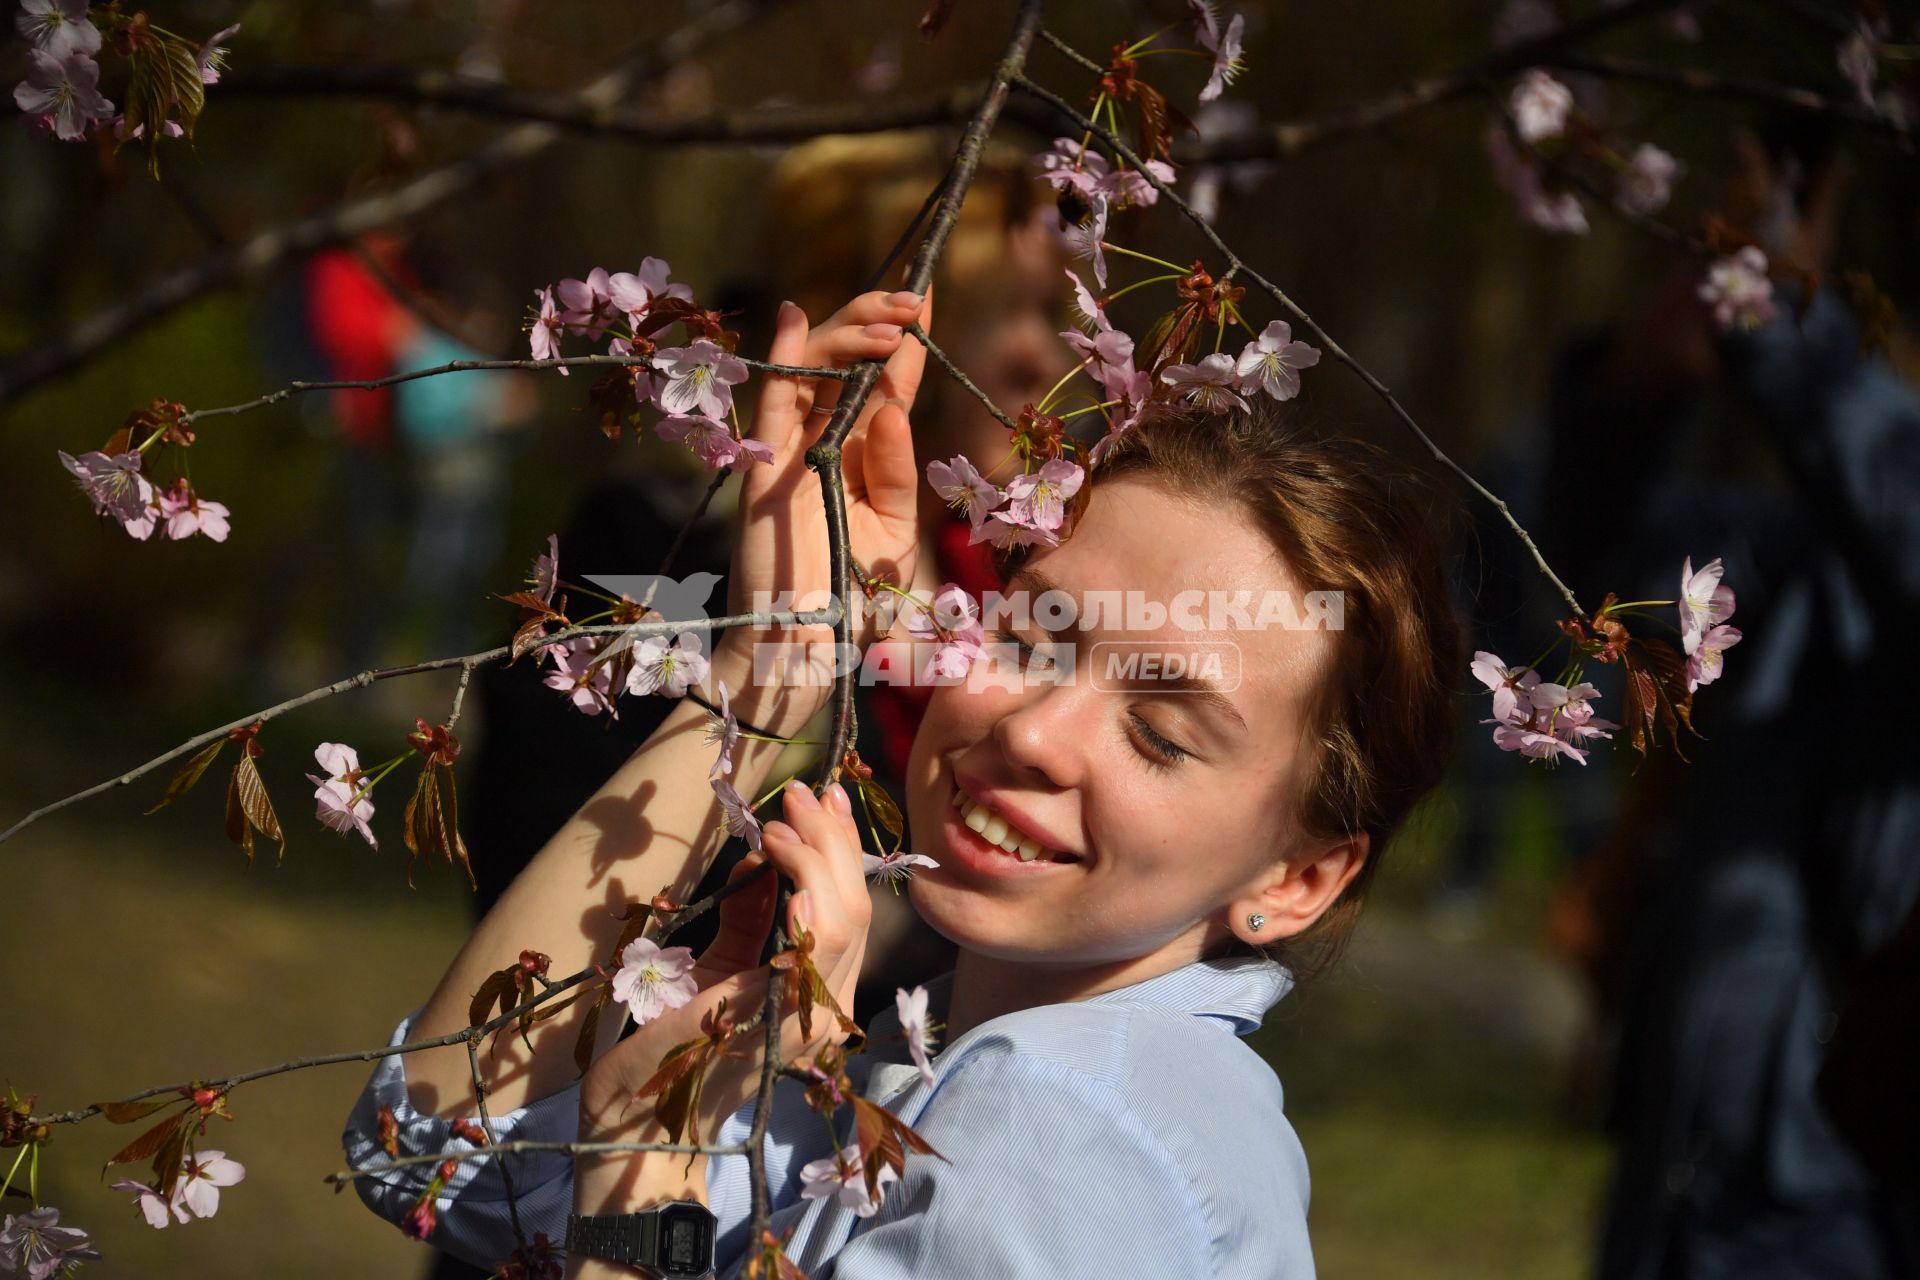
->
[954,786,1065,864]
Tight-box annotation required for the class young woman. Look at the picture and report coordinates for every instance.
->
[343,290,1460,1278]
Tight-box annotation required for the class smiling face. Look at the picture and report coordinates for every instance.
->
[903,475,1345,975]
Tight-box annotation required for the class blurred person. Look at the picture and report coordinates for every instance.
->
[1533,123,1920,1279]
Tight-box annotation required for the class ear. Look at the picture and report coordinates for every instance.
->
[1230,831,1371,947]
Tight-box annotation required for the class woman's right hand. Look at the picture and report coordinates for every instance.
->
[713,291,930,734]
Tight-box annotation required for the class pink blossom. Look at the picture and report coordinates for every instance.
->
[197,22,241,86]
[1062,325,1134,386]
[554,268,617,338]
[1189,2,1246,103]
[1838,19,1880,108]
[1061,194,1109,290]
[607,257,691,319]
[895,985,939,1088]
[120,478,163,540]
[1685,623,1742,693]
[1094,159,1176,209]
[926,456,1002,527]
[864,848,941,885]
[1509,69,1573,143]
[307,741,377,848]
[1470,650,1542,727]
[57,448,147,524]
[1616,143,1680,217]
[1553,682,1619,744]
[968,512,1059,551]
[625,631,710,698]
[610,937,699,1027]
[112,1177,188,1229]
[400,1195,437,1242]
[173,1150,245,1220]
[1004,459,1084,532]
[158,479,231,542]
[905,583,985,681]
[1678,555,1737,651]
[16,1,100,61]
[1036,136,1108,197]
[712,777,763,850]
[530,533,559,607]
[14,48,112,141]
[655,414,743,470]
[798,1144,899,1218]
[1064,268,1105,333]
[0,1205,103,1276]
[529,286,567,374]
[652,340,749,420]
[112,113,184,141]
[1698,247,1775,331]
[1161,353,1252,414]
[1234,320,1321,401]
[543,638,619,717]
[1486,121,1588,235]
[702,681,739,779]
[1491,723,1590,765]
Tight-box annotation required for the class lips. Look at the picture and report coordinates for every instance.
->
[950,785,1078,864]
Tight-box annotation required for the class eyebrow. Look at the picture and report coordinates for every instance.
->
[1006,566,1249,734]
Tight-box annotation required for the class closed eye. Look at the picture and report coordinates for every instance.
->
[1128,711,1190,768]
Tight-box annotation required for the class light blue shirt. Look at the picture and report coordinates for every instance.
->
[342,954,1315,1277]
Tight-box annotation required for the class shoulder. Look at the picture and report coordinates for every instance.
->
[886,1004,1312,1277]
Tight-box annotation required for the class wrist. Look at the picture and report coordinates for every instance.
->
[706,634,830,742]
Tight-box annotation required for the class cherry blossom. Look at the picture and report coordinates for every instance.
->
[968,511,1059,551]
[1552,682,1619,745]
[1036,136,1108,197]
[307,741,377,848]
[1486,121,1589,235]
[158,479,231,542]
[1470,651,1542,728]
[1161,353,1252,414]
[702,681,739,779]
[57,448,147,524]
[610,937,699,1027]
[1095,159,1176,209]
[864,848,941,885]
[895,985,939,1089]
[197,22,241,86]
[905,583,985,681]
[16,1,99,60]
[400,1196,437,1241]
[120,479,163,540]
[1698,247,1775,331]
[1064,268,1105,332]
[655,414,743,469]
[542,638,619,717]
[625,631,710,698]
[1677,555,1736,649]
[111,1177,188,1229]
[14,47,112,140]
[1838,18,1881,108]
[1615,143,1680,217]
[1062,324,1135,395]
[529,286,566,373]
[1233,320,1321,401]
[173,1150,245,1220]
[925,456,1001,527]
[1686,623,1742,693]
[112,114,184,141]
[1190,2,1246,103]
[1005,459,1084,533]
[1061,194,1109,289]
[1491,722,1590,765]
[530,533,559,607]
[712,777,763,850]
[652,340,750,420]
[607,256,691,318]
[798,1144,899,1218]
[1509,69,1573,143]
[0,1205,102,1277]
[555,268,617,338]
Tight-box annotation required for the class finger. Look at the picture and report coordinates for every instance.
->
[804,322,910,370]
[857,404,919,531]
[695,852,778,978]
[809,290,926,339]
[747,301,816,451]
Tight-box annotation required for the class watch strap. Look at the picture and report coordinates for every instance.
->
[566,1209,659,1268]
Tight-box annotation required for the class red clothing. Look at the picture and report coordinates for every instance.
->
[867,517,1003,781]
[304,247,409,448]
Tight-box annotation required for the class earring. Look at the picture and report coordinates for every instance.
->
[1247,912,1266,933]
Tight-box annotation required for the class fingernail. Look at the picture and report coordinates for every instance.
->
[787,779,819,807]
[888,290,923,307]
[826,782,850,814]
[763,821,796,843]
[794,891,815,929]
[863,322,903,340]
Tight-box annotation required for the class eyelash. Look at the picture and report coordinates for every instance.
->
[992,630,1190,769]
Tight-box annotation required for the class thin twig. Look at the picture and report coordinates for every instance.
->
[0,0,786,409]
[0,609,834,847]
[327,1139,748,1185]
[1015,66,1587,619]
[467,1035,529,1256]
[1547,51,1909,140]
[446,662,477,732]
[1039,27,1106,78]
[909,322,1018,431]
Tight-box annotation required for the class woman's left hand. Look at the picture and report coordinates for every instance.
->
[574,779,871,1210]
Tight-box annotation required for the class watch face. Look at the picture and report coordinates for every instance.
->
[658,1203,716,1277]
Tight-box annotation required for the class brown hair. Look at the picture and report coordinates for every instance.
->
[1049,400,1465,980]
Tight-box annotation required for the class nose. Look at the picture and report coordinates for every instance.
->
[990,676,1090,793]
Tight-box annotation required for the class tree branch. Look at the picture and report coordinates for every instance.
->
[327,1138,749,1186]
[909,321,1018,431]
[1016,63,1587,619]
[0,0,787,409]
[1546,51,1910,139]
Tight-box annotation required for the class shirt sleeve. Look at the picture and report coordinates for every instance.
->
[814,1050,1302,1280]
[340,1008,581,1273]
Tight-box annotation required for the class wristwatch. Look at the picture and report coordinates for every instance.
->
[565,1201,718,1277]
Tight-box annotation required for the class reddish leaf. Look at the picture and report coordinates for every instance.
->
[573,989,612,1079]
[857,779,906,848]
[146,739,226,815]
[152,1121,192,1201]
[103,1108,186,1172]
[96,1096,175,1125]
[469,970,516,1029]
[850,1095,944,1202]
[224,752,284,864]
[439,764,477,890]
[402,767,435,886]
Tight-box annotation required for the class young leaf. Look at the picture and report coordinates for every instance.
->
[152,1122,192,1202]
[96,1096,176,1125]
[859,779,906,849]
[573,988,612,1079]
[145,738,226,815]
[440,764,477,890]
[468,970,516,1029]
[102,1108,187,1172]
[230,753,285,863]
[850,1095,944,1202]
[402,768,435,886]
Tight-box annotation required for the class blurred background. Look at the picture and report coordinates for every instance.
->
[4,0,1917,1276]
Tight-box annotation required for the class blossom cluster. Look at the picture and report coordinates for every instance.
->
[529,260,772,473]
[57,450,229,542]
[0,1206,100,1278]
[109,1149,246,1230]
[1487,69,1681,236]
[11,1,236,144]
[1697,246,1777,333]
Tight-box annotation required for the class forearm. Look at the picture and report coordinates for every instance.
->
[406,638,823,1118]
[567,1117,713,1280]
